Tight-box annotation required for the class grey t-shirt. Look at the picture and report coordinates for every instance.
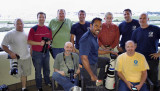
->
[53,52,79,77]
[1,29,30,59]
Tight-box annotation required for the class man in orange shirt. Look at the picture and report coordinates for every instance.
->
[98,12,119,57]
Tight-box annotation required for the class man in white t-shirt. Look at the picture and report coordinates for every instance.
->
[1,18,31,91]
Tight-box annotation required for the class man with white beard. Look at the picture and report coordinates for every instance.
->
[52,42,81,91]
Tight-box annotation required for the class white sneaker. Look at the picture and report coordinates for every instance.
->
[70,86,82,91]
[96,80,103,86]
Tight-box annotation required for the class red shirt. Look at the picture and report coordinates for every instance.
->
[28,25,52,52]
[98,23,120,49]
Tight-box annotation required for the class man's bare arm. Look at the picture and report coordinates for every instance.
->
[54,68,65,76]
[135,70,147,90]
[2,45,17,59]
[70,34,76,52]
[117,71,133,90]
[81,55,97,81]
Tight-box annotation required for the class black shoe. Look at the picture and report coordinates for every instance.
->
[38,88,43,91]
[22,88,28,91]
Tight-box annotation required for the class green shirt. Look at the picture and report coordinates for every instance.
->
[53,52,79,77]
[49,18,72,48]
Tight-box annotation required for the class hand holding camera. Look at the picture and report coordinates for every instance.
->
[91,74,98,81]
[40,40,45,46]
[8,54,20,75]
[41,37,50,53]
[8,52,20,59]
[68,69,75,83]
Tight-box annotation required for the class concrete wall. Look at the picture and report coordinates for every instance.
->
[0,52,54,85]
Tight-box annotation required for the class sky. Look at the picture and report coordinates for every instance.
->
[0,0,160,20]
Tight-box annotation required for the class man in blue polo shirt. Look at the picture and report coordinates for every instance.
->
[118,9,140,53]
[70,10,90,53]
[132,13,160,91]
[79,17,118,91]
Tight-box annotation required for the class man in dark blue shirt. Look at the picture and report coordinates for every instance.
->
[118,9,140,53]
[70,10,90,53]
[79,17,117,91]
[132,13,160,91]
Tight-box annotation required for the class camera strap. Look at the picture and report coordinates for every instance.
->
[63,53,75,72]
[51,19,66,43]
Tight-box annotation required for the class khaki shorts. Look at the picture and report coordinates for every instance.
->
[98,47,118,58]
[10,57,32,78]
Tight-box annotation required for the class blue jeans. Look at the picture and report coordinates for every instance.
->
[118,80,149,91]
[52,72,78,91]
[32,50,51,88]
[51,48,64,59]
[80,64,97,91]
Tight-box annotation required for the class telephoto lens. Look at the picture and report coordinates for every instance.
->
[110,54,117,59]
[8,54,20,75]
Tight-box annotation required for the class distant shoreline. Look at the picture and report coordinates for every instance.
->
[0,19,160,32]
[0,27,13,32]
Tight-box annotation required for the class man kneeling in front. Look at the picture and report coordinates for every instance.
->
[115,40,149,91]
[52,42,81,91]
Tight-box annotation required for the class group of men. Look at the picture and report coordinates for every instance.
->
[1,8,160,91]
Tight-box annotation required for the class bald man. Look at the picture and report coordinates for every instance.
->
[115,40,149,91]
[52,42,81,91]
[1,18,31,91]
[132,13,160,91]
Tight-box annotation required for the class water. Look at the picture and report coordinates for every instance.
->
[0,22,160,48]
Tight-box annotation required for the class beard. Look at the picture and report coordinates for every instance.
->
[94,30,100,36]
[92,30,99,37]
[65,51,72,55]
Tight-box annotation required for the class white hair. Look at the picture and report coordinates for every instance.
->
[140,13,149,18]
[57,9,66,14]
[105,12,113,18]
[64,41,72,47]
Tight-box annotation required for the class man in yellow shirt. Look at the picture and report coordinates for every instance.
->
[115,40,149,91]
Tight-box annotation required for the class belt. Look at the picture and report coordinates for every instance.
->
[104,45,110,47]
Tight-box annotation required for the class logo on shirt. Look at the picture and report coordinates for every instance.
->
[134,60,138,66]
[132,26,137,30]
[148,32,153,37]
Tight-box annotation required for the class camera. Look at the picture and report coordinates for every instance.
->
[41,37,50,53]
[8,54,20,75]
[68,69,75,83]
[105,54,117,90]
[131,87,138,91]
[0,84,8,91]
[110,53,117,59]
